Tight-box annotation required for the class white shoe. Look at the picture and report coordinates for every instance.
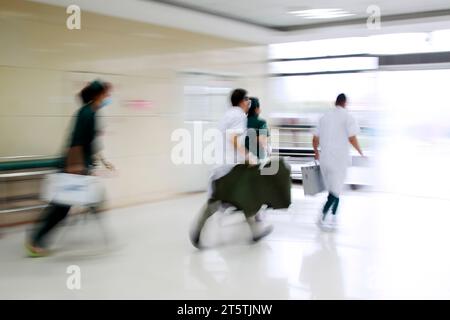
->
[316,212,326,226]
[249,222,273,242]
[255,211,264,222]
[316,213,332,230]
[329,214,338,227]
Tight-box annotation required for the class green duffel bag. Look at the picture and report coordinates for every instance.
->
[212,158,291,217]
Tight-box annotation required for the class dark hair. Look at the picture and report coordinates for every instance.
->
[247,97,260,117]
[335,93,347,106]
[230,88,247,107]
[79,80,110,104]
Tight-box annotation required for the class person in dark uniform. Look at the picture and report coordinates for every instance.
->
[245,97,270,160]
[25,80,111,257]
[245,97,271,221]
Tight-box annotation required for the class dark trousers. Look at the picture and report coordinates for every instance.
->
[322,192,340,215]
[31,203,71,247]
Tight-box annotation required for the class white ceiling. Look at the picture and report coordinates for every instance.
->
[29,0,450,44]
[153,0,450,28]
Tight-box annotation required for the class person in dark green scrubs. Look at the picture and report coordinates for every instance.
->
[245,97,270,160]
[245,97,271,222]
[26,80,111,257]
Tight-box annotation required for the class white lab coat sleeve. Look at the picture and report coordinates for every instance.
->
[228,114,246,135]
[346,114,360,137]
[227,114,247,148]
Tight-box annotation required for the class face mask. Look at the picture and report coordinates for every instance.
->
[100,97,112,108]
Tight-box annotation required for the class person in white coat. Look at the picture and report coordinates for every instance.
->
[312,93,364,228]
[189,89,273,249]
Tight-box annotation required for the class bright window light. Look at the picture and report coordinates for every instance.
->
[270,29,450,60]
[288,8,355,19]
[367,33,431,55]
[430,29,450,52]
[269,37,369,59]
[269,57,378,74]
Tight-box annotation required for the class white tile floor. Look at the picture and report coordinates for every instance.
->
[1,185,450,299]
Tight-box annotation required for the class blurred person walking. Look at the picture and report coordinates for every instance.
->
[245,97,270,222]
[312,93,364,229]
[190,89,274,249]
[245,97,270,160]
[25,80,112,257]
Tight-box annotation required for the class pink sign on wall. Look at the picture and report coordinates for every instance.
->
[124,100,154,110]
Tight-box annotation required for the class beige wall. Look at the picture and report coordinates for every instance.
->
[0,0,267,208]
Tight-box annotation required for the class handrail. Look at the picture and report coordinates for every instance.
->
[271,125,372,131]
[0,158,63,171]
[0,169,58,179]
[0,155,48,160]
[0,159,62,217]
[272,147,315,158]
[0,205,47,214]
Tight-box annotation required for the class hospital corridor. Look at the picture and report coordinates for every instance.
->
[1,0,450,303]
